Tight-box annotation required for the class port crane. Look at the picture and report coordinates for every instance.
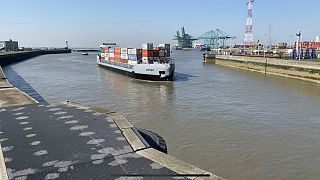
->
[173,27,198,49]
[198,29,236,49]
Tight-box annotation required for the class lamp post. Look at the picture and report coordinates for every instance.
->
[296,31,301,61]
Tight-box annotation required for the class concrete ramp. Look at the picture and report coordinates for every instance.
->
[0,102,222,179]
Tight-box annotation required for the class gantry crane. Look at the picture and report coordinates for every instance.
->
[198,29,236,49]
[173,27,198,49]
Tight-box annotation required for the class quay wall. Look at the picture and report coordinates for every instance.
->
[209,55,320,83]
[0,49,71,66]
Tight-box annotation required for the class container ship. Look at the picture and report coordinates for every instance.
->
[97,43,175,81]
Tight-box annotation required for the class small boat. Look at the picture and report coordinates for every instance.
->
[82,52,88,55]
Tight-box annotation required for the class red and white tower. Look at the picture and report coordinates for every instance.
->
[244,0,254,46]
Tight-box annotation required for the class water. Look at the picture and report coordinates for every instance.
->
[4,51,320,179]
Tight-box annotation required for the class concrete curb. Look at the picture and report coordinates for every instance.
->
[0,67,6,79]
[0,143,8,180]
[63,101,224,180]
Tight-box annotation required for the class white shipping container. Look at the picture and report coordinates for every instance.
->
[121,48,128,54]
[128,60,137,65]
[101,53,105,57]
[158,44,165,48]
[128,48,137,55]
[104,54,110,60]
[142,57,151,64]
[121,54,128,59]
[142,43,153,50]
[109,53,115,58]
[159,50,165,57]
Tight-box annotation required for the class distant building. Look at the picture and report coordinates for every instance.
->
[0,39,19,51]
[292,41,320,49]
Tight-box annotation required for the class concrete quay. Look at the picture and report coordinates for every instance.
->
[0,63,224,179]
[205,54,320,83]
[0,49,71,66]
[0,67,36,107]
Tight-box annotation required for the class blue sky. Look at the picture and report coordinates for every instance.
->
[0,0,319,48]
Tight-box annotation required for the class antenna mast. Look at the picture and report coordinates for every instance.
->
[244,0,254,46]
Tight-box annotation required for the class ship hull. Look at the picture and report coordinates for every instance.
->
[97,58,174,81]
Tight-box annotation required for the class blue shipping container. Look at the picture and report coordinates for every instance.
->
[109,48,115,53]
[128,54,142,61]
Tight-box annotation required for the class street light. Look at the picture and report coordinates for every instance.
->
[296,31,301,61]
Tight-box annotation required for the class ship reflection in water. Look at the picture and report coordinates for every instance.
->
[99,67,175,109]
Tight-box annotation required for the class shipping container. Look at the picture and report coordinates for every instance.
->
[142,57,153,64]
[121,59,128,64]
[142,50,154,57]
[114,58,121,62]
[120,54,128,60]
[166,50,170,57]
[104,54,110,60]
[128,60,137,65]
[142,43,153,50]
[121,48,128,54]
[153,50,159,57]
[158,44,170,50]
[114,54,121,59]
[109,53,115,58]
[101,53,105,57]
[128,54,137,61]
[128,48,142,55]
[114,47,121,54]
[103,48,109,53]
[159,50,165,57]
[158,44,165,48]
[109,48,114,53]
[165,44,170,50]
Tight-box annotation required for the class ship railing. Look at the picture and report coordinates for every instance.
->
[147,58,173,64]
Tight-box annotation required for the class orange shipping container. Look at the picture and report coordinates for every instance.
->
[114,54,121,59]
[142,50,153,57]
[121,59,128,64]
[103,48,109,53]
[114,58,121,62]
[114,48,121,54]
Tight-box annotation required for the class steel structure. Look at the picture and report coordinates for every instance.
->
[173,27,197,48]
[198,29,236,49]
[244,0,254,46]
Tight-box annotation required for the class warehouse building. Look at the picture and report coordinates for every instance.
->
[0,39,19,51]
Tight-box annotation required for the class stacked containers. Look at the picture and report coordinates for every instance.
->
[165,44,171,57]
[158,44,170,57]
[109,48,115,61]
[142,43,154,64]
[120,48,128,64]
[103,48,109,60]
[128,48,142,65]
[114,48,121,62]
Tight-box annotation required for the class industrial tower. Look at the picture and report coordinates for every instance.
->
[244,0,254,46]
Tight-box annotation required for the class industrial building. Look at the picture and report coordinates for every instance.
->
[173,27,197,49]
[0,39,19,51]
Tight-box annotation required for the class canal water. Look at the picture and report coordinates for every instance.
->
[4,51,320,179]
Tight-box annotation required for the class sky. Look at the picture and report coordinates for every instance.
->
[1,0,319,48]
